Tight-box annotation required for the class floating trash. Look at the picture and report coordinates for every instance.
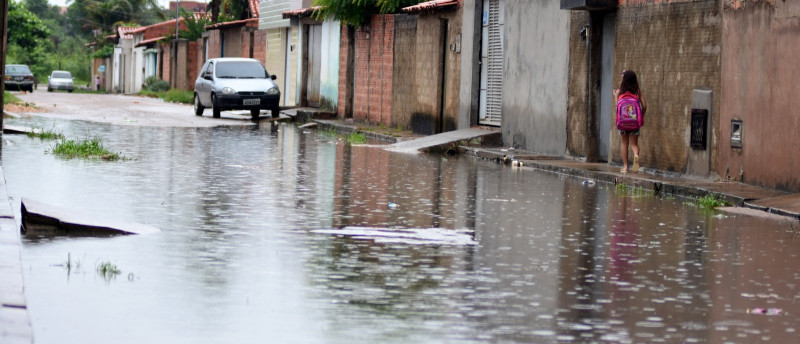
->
[311,227,477,246]
[582,179,596,186]
[748,308,783,315]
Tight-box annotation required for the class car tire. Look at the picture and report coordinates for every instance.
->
[271,107,280,118]
[194,94,204,116]
[211,94,221,118]
[47,87,52,92]
[68,89,73,93]
[250,109,260,120]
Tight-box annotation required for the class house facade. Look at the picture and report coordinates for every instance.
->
[335,2,463,135]
[281,8,340,110]
[458,0,571,153]
[564,0,722,179]
[719,0,800,191]
[258,0,312,107]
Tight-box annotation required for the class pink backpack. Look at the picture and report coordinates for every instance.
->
[616,92,643,131]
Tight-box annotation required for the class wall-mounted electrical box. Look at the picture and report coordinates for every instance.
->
[690,109,708,150]
[731,119,743,148]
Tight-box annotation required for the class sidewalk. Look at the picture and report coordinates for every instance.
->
[464,147,800,219]
[306,115,799,220]
[0,167,33,344]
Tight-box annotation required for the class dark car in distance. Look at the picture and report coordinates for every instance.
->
[5,64,35,92]
[193,58,281,119]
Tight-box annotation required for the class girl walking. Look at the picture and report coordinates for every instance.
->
[613,70,647,173]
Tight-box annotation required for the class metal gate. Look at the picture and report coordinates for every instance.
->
[305,24,322,107]
[598,13,616,161]
[479,0,504,126]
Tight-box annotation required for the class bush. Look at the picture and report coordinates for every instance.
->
[143,76,169,92]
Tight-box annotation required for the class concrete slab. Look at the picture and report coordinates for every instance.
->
[2,126,41,135]
[386,128,502,154]
[746,194,800,219]
[21,198,160,236]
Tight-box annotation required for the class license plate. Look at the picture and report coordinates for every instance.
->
[243,98,260,106]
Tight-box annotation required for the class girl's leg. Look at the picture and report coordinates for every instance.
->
[630,134,640,172]
[620,133,630,172]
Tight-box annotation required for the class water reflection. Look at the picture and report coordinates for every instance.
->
[3,116,800,343]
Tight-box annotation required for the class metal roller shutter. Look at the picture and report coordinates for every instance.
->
[480,0,503,126]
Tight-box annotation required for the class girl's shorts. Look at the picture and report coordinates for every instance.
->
[619,129,640,135]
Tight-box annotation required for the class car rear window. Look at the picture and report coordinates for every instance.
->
[5,65,32,74]
[215,61,267,79]
[52,72,71,79]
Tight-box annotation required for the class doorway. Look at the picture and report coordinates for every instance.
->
[597,13,616,162]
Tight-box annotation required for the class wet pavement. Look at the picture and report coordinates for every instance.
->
[2,114,800,343]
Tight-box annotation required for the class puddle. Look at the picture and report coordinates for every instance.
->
[4,116,800,343]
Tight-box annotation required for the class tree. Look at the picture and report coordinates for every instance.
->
[312,0,423,27]
[8,1,50,50]
[177,9,211,41]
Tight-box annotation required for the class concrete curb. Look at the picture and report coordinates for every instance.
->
[0,167,33,344]
[464,147,799,220]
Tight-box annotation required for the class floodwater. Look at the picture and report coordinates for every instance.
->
[4,116,800,344]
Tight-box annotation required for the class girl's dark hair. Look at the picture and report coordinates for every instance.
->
[619,70,640,95]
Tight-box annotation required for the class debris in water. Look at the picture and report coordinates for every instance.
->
[388,202,399,209]
[747,308,783,315]
[311,227,477,246]
[582,179,596,186]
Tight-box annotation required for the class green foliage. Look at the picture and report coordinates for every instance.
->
[91,45,115,59]
[347,132,367,144]
[178,8,212,41]
[138,88,194,104]
[687,194,730,209]
[3,92,23,105]
[51,138,123,160]
[27,126,65,140]
[143,76,169,92]
[8,1,51,50]
[97,261,121,280]
[312,0,424,27]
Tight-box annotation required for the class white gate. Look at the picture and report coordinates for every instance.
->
[479,0,504,126]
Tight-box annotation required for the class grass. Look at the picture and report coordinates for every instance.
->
[51,137,123,160]
[97,261,121,280]
[27,126,64,140]
[3,91,23,105]
[347,132,367,144]
[687,194,730,209]
[138,88,194,104]
[615,182,653,198]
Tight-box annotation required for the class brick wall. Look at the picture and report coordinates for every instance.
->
[187,40,199,87]
[352,15,395,126]
[252,29,267,63]
[337,26,350,117]
[612,0,721,173]
[161,42,171,83]
[567,0,721,173]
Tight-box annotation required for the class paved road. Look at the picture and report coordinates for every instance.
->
[12,91,257,127]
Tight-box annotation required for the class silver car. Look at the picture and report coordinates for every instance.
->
[193,58,281,119]
[47,70,74,92]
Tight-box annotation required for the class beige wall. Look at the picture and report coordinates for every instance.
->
[719,1,800,191]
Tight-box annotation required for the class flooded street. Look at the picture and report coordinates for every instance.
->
[4,116,800,343]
